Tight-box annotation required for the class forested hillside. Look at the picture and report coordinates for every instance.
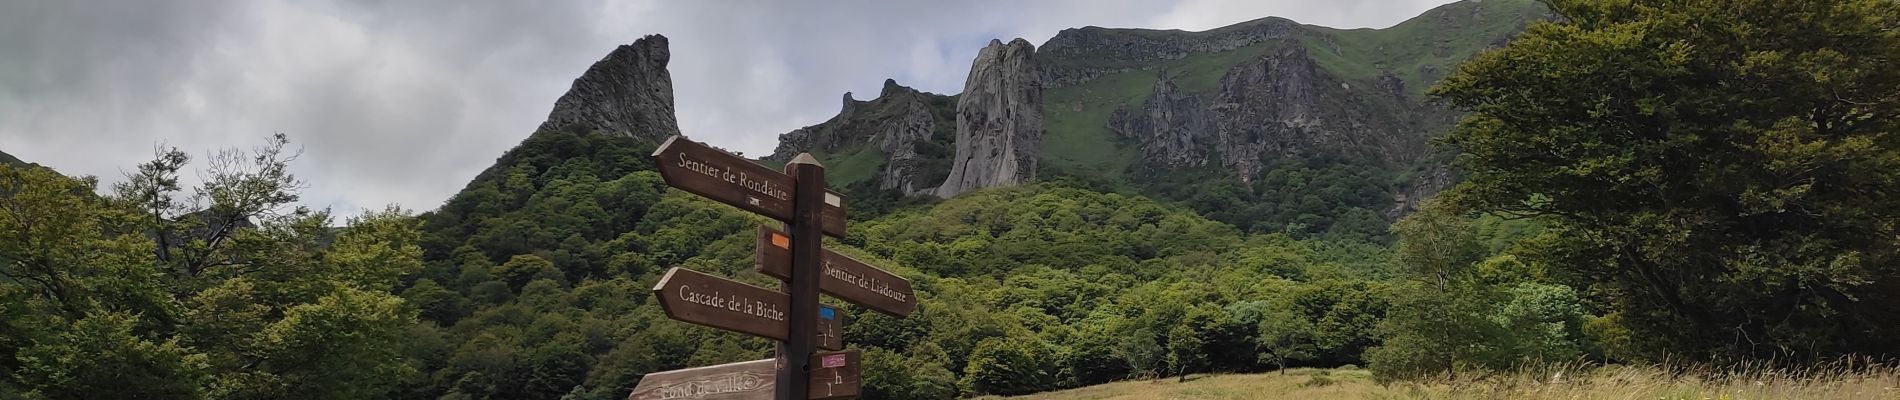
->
[373,128,1576,399]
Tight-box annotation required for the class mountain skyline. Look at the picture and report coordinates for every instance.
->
[2,0,1467,216]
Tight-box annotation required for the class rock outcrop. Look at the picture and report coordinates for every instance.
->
[936,39,1042,198]
[1210,39,1426,181]
[536,35,680,140]
[875,98,941,195]
[1107,75,1211,167]
[1389,164,1458,217]
[767,79,955,196]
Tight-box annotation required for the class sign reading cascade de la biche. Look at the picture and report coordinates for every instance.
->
[652,267,845,351]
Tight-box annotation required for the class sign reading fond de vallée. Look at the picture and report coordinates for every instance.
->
[754,227,915,317]
[651,136,847,238]
[652,267,845,351]
[626,349,861,400]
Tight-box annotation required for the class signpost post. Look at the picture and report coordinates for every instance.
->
[776,154,825,400]
[641,135,912,400]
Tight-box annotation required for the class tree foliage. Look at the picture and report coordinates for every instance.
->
[0,136,422,399]
[1435,0,1900,361]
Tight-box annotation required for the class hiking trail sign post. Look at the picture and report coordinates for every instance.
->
[755,227,915,317]
[653,267,845,351]
[638,135,914,400]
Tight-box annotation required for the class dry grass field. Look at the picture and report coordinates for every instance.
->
[980,364,1900,400]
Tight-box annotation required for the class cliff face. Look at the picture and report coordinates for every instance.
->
[536,34,680,140]
[936,39,1043,198]
[760,0,1545,226]
[1210,40,1428,180]
[766,79,956,195]
[1107,76,1211,167]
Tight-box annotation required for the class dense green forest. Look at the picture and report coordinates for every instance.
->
[2,0,1897,399]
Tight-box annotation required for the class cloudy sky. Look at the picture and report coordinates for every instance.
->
[1,0,1459,217]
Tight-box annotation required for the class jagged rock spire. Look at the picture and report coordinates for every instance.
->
[536,34,680,140]
[936,38,1042,198]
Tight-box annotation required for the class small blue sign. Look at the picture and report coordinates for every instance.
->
[820,306,837,320]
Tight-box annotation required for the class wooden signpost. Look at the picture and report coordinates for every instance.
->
[652,267,845,351]
[641,135,913,400]
[626,349,861,400]
[755,227,915,317]
[652,136,848,238]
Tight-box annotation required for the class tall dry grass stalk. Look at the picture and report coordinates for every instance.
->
[1407,357,1900,400]
[994,359,1900,399]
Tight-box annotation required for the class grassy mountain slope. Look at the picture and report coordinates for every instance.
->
[1034,0,1547,236]
[1302,0,1545,97]
[1042,0,1546,172]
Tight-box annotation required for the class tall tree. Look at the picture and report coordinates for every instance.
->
[1435,0,1900,361]
[1368,201,1496,381]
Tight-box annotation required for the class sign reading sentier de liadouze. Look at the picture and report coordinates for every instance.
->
[652,136,847,238]
[755,227,915,317]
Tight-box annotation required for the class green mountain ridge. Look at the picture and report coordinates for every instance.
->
[771,0,1550,236]
[0,150,31,168]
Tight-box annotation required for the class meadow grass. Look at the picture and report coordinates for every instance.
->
[983,362,1900,400]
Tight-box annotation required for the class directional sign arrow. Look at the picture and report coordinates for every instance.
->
[755,226,916,317]
[652,267,845,351]
[652,135,848,238]
[627,349,861,400]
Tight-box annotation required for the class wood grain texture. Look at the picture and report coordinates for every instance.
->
[626,349,860,400]
[756,226,916,317]
[651,267,844,350]
[652,136,846,237]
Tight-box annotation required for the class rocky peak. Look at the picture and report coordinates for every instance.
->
[879,78,906,98]
[536,34,680,140]
[1108,73,1212,168]
[840,92,859,118]
[1210,39,1427,181]
[766,79,956,196]
[935,38,1042,198]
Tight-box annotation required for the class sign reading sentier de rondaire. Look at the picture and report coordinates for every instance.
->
[652,136,847,238]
